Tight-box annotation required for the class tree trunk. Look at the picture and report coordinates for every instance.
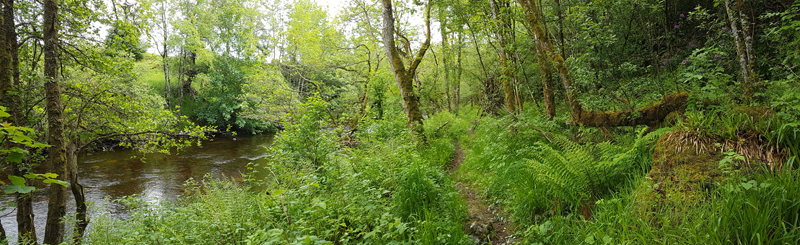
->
[466,22,502,115]
[161,5,171,109]
[13,167,37,244]
[67,143,88,244]
[723,0,758,102]
[381,0,430,142]
[518,0,581,121]
[163,52,171,109]
[182,51,198,96]
[455,32,462,112]
[7,0,18,87]
[1,0,13,104]
[440,17,452,112]
[535,50,556,120]
[518,0,687,127]
[554,0,567,59]
[43,0,69,243]
[490,0,518,114]
[2,2,38,242]
[178,48,185,119]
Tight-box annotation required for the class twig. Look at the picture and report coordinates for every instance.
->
[435,121,450,133]
[267,167,280,186]
[280,193,292,234]
[525,125,552,143]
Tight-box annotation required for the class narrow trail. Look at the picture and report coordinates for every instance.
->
[449,140,514,245]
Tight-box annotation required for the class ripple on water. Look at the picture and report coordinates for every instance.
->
[0,133,275,244]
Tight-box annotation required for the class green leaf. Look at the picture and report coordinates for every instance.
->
[0,110,10,117]
[23,173,40,179]
[6,152,24,163]
[9,175,25,186]
[43,179,68,187]
[314,200,326,209]
[44,173,59,179]
[740,180,755,190]
[585,235,595,244]
[4,185,35,194]
[602,235,612,244]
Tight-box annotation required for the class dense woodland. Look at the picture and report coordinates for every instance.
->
[1,0,800,244]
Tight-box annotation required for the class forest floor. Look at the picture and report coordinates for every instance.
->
[449,140,515,245]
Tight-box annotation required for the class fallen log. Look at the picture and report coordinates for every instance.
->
[573,92,690,127]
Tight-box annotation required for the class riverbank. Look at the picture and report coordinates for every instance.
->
[0,134,275,244]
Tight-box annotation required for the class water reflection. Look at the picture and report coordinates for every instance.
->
[0,134,274,244]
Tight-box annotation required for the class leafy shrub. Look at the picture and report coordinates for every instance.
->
[193,60,264,132]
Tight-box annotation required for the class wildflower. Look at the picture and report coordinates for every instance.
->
[680,14,685,17]
[714,55,722,58]
[660,65,665,69]
[722,26,727,30]
[663,59,670,62]
[681,59,688,65]
[674,24,680,29]
[690,43,695,47]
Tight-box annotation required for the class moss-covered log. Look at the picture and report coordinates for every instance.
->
[575,92,689,127]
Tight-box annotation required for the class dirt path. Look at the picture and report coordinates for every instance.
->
[449,140,514,244]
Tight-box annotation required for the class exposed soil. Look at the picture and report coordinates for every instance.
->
[449,140,515,244]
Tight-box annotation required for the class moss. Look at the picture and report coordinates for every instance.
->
[633,131,723,221]
[733,105,773,121]
[577,92,690,127]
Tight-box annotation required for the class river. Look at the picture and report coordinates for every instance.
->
[0,133,274,244]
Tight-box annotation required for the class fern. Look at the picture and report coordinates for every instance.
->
[518,127,671,212]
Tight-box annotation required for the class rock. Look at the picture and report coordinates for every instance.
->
[468,221,494,244]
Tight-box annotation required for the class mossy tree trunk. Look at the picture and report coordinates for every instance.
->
[67,143,88,244]
[518,0,689,127]
[381,0,431,142]
[440,13,452,112]
[535,43,556,120]
[43,0,69,243]
[490,0,519,114]
[455,32,462,112]
[158,0,171,110]
[723,0,759,102]
[518,0,582,120]
[1,0,37,242]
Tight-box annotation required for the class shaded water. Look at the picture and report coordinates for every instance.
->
[0,134,274,243]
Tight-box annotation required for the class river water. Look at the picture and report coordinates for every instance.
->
[0,134,274,244]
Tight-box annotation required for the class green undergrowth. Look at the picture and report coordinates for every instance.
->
[86,97,472,244]
[520,169,800,245]
[458,104,800,244]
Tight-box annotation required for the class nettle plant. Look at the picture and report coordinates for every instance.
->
[251,95,340,188]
